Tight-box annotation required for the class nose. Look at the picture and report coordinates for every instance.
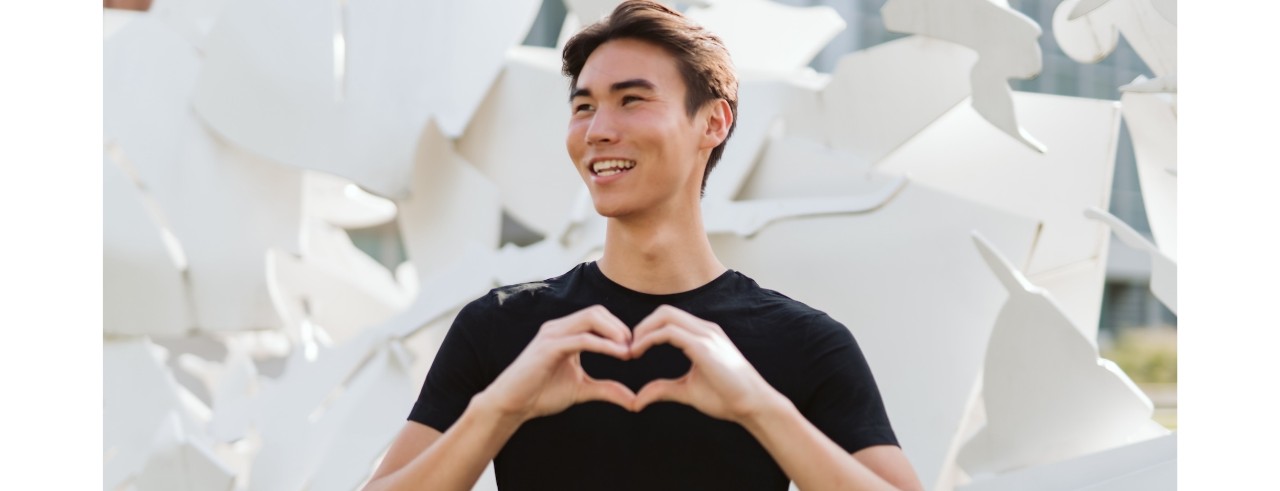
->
[584,108,618,145]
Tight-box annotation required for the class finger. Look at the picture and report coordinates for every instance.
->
[553,333,631,360]
[577,378,637,409]
[554,305,632,345]
[629,323,695,358]
[634,377,687,412]
[633,304,707,340]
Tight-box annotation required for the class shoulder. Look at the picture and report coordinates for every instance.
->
[716,272,855,345]
[732,273,848,335]
[456,263,589,324]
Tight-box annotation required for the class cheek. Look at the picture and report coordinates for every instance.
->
[565,122,585,156]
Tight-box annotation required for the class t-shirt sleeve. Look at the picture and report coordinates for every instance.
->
[797,314,900,454]
[407,297,496,432]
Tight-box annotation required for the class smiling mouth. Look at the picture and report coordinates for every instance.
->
[591,159,636,177]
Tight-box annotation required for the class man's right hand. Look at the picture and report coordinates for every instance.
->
[472,305,637,423]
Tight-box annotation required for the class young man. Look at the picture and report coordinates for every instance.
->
[365,1,922,489]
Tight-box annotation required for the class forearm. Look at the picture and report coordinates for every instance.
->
[365,394,522,491]
[740,395,898,491]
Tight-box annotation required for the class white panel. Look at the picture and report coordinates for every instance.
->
[958,234,1169,476]
[959,434,1174,491]
[704,176,906,238]
[398,119,502,283]
[302,171,397,230]
[456,46,582,236]
[564,0,625,24]
[1026,254,1110,334]
[308,344,418,491]
[191,0,541,199]
[104,339,188,490]
[167,127,303,331]
[104,8,142,39]
[134,413,237,491]
[686,0,846,72]
[821,36,976,164]
[1150,0,1175,25]
[265,247,404,347]
[105,15,304,332]
[1085,208,1176,314]
[103,156,191,336]
[1121,86,1177,258]
[881,0,1046,152]
[189,340,260,444]
[879,92,1122,338]
[704,74,828,202]
[1054,0,1176,78]
[149,0,231,52]
[711,182,1042,491]
[104,16,202,198]
[735,131,888,201]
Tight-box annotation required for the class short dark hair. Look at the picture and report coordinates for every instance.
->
[562,0,739,195]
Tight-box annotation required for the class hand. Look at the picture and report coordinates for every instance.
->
[475,305,637,423]
[629,305,782,423]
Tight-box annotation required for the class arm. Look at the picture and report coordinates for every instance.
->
[629,305,923,491]
[740,396,923,491]
[364,305,637,491]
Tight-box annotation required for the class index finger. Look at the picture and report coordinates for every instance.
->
[633,304,708,341]
[549,304,632,344]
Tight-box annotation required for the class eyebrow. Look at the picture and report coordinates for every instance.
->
[569,78,657,101]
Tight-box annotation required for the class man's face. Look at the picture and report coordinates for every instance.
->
[566,38,711,219]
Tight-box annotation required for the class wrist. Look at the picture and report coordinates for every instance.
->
[469,389,530,430]
[736,387,795,431]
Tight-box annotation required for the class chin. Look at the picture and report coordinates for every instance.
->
[590,197,637,219]
[592,203,626,218]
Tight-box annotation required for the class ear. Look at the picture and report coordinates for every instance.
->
[699,99,733,150]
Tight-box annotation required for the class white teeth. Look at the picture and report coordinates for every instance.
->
[591,159,636,175]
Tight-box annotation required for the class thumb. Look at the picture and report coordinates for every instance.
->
[578,377,637,410]
[633,378,686,412]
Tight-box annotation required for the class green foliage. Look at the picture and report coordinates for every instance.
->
[1102,325,1177,384]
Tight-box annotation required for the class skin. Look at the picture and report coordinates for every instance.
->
[364,38,924,491]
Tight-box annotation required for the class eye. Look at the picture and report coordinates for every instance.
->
[621,95,643,105]
[573,103,595,114]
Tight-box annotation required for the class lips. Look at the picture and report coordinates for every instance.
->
[590,159,636,176]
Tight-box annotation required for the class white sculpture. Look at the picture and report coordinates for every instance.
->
[1120,80,1177,258]
[1054,0,1176,92]
[959,433,1175,491]
[817,36,978,164]
[685,0,846,72]
[105,13,304,333]
[881,0,1048,153]
[713,182,1043,490]
[105,338,230,490]
[456,46,583,237]
[192,0,541,198]
[104,155,192,337]
[102,0,1178,489]
[957,232,1168,477]
[1085,208,1176,314]
[879,91,1122,338]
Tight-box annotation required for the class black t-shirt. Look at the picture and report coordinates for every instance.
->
[409,262,898,490]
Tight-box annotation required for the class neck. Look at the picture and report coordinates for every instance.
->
[596,199,726,295]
